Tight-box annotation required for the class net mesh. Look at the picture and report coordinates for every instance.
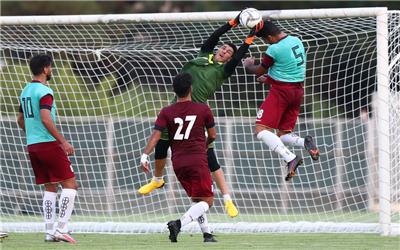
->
[0,11,398,233]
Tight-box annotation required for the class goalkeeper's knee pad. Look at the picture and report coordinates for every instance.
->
[207,148,221,172]
[154,139,170,159]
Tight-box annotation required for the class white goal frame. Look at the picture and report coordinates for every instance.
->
[0,7,397,236]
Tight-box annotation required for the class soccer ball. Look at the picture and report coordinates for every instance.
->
[239,8,262,29]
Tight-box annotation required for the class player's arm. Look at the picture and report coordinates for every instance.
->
[40,95,74,155]
[243,54,274,77]
[200,11,241,54]
[140,129,162,173]
[204,105,217,145]
[206,127,216,146]
[141,109,166,173]
[17,105,25,132]
[224,21,265,78]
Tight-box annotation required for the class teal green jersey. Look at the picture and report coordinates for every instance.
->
[266,35,306,82]
[19,82,57,145]
[181,51,227,103]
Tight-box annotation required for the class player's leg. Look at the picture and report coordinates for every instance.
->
[255,87,302,180]
[28,150,59,242]
[207,147,238,217]
[38,143,77,244]
[278,85,319,161]
[167,165,213,242]
[52,177,78,244]
[197,213,217,242]
[43,183,58,242]
[138,135,169,195]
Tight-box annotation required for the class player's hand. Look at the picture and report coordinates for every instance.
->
[257,75,268,84]
[243,57,255,68]
[228,10,243,27]
[245,20,264,44]
[140,153,150,174]
[61,141,75,156]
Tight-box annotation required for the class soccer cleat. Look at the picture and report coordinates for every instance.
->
[0,232,8,239]
[54,229,77,244]
[304,135,319,161]
[44,233,60,242]
[138,179,165,195]
[285,155,303,182]
[224,200,239,218]
[203,233,217,243]
[167,220,181,243]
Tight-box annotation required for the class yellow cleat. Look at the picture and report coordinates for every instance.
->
[138,179,165,195]
[224,200,239,218]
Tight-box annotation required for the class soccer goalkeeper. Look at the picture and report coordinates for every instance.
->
[138,11,264,218]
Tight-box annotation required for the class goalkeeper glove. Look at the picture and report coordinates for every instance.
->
[228,10,243,27]
[244,20,264,45]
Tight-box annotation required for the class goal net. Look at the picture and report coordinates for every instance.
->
[0,8,398,235]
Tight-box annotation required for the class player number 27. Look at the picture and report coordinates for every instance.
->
[174,115,197,140]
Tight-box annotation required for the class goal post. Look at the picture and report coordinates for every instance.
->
[0,8,399,236]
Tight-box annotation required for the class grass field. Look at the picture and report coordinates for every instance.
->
[1,233,399,250]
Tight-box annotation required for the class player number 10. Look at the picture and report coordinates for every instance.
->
[173,115,197,140]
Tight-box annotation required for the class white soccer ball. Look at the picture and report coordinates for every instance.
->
[239,8,262,29]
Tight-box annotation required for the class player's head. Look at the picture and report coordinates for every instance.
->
[29,54,53,81]
[256,20,282,44]
[173,72,192,98]
[214,43,237,63]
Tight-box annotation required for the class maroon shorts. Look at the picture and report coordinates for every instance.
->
[173,163,213,198]
[28,141,75,185]
[256,83,304,131]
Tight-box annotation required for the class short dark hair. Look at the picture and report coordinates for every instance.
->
[256,20,281,38]
[173,72,192,98]
[29,54,53,76]
[225,42,237,54]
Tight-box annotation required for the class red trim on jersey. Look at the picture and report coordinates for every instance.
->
[261,54,274,70]
[40,94,53,106]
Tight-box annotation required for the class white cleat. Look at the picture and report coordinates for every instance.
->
[54,229,77,244]
[44,233,60,242]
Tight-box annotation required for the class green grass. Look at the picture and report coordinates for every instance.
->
[1,233,399,250]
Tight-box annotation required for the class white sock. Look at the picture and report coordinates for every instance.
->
[223,194,232,202]
[180,201,209,227]
[153,176,163,182]
[280,133,305,148]
[56,188,77,232]
[43,191,57,234]
[197,213,211,234]
[257,130,296,162]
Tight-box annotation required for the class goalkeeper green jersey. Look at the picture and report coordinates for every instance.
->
[181,51,227,104]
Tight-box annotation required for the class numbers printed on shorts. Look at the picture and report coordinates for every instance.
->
[257,109,264,119]
[173,115,197,140]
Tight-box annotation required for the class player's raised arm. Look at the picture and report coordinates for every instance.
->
[200,11,241,54]
[224,21,264,78]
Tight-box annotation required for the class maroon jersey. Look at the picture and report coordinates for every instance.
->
[154,101,215,167]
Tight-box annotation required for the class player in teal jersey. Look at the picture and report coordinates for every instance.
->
[138,12,264,220]
[18,54,78,244]
[243,20,319,181]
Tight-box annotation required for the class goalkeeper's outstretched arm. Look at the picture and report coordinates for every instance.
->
[224,21,265,78]
[200,12,240,53]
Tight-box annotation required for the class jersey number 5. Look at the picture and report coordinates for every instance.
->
[291,45,305,67]
[174,115,197,140]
